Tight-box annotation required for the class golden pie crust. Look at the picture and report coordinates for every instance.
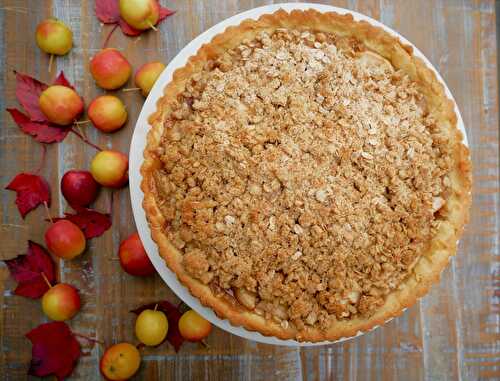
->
[141,9,471,342]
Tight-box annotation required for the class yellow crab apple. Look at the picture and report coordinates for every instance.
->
[134,61,165,96]
[90,49,132,90]
[135,308,168,346]
[90,150,129,188]
[35,18,73,56]
[88,95,127,133]
[42,283,81,321]
[39,85,84,125]
[178,310,212,342]
[119,0,160,30]
[100,343,141,380]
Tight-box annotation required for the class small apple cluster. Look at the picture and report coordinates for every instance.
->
[7,2,216,379]
[101,309,212,380]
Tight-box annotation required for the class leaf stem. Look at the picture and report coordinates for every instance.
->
[41,272,52,288]
[35,145,47,175]
[70,128,102,151]
[43,201,53,224]
[103,24,119,49]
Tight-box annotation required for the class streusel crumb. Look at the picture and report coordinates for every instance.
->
[152,29,451,330]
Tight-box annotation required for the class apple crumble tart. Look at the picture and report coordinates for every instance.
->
[141,9,471,341]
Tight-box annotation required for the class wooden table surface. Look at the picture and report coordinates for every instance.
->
[1,0,499,380]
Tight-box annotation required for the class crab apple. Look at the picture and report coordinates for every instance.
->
[135,309,168,346]
[88,95,127,133]
[90,150,128,188]
[45,220,86,260]
[42,283,81,321]
[134,61,165,96]
[100,342,141,381]
[39,85,84,125]
[90,48,132,90]
[178,310,212,342]
[61,170,100,207]
[118,232,155,276]
[119,0,160,30]
[35,18,73,55]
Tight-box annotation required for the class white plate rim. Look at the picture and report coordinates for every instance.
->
[129,2,468,347]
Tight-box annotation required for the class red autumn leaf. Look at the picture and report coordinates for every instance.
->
[6,173,51,218]
[3,241,56,299]
[7,108,71,144]
[53,208,111,239]
[131,301,184,351]
[118,18,142,36]
[95,0,175,36]
[95,0,120,23]
[53,71,75,90]
[14,71,48,122]
[26,321,81,380]
[159,6,175,20]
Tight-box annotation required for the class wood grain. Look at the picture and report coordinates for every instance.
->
[0,0,498,380]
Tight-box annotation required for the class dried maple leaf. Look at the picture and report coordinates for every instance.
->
[53,71,75,89]
[14,71,48,122]
[26,321,81,380]
[131,301,184,351]
[7,108,71,144]
[3,241,56,299]
[6,173,51,218]
[53,208,111,239]
[95,0,175,37]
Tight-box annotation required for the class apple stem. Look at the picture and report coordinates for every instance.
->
[35,145,47,174]
[43,201,53,224]
[154,303,158,311]
[73,332,105,345]
[122,87,141,92]
[70,128,103,152]
[200,339,210,349]
[74,120,90,125]
[41,272,52,288]
[48,54,54,73]
[148,21,158,31]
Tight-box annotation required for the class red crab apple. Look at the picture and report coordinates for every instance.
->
[100,342,141,380]
[61,170,100,207]
[35,18,73,56]
[42,283,81,321]
[88,95,127,133]
[134,61,165,96]
[39,85,84,125]
[90,150,129,188]
[90,48,132,90]
[119,0,160,30]
[118,232,155,276]
[178,309,212,342]
[45,219,86,260]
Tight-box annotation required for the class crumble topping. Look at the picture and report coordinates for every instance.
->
[153,29,452,330]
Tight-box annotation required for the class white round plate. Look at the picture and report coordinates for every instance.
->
[129,3,468,347]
